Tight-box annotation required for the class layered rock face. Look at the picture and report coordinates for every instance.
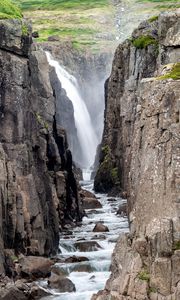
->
[93,10,180,300]
[0,19,83,274]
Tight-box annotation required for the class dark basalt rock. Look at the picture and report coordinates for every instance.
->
[0,19,83,275]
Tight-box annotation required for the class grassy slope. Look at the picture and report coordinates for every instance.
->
[14,0,115,52]
[0,0,22,19]
[12,0,180,51]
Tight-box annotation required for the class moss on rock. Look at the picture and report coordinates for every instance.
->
[132,35,158,49]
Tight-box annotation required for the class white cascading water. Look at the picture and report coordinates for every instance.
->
[46,52,98,178]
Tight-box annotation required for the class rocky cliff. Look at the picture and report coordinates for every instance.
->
[93,10,180,300]
[0,19,83,275]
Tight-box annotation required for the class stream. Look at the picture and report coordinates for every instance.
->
[40,179,129,300]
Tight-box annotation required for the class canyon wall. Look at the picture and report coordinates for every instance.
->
[93,10,180,300]
[0,19,83,274]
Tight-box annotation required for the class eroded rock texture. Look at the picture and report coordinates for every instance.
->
[0,19,83,274]
[93,10,180,300]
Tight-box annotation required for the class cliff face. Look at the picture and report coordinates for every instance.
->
[93,10,180,300]
[0,19,83,274]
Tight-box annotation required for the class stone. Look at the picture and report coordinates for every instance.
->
[80,189,96,199]
[171,250,180,286]
[93,223,109,232]
[0,285,28,300]
[0,21,84,273]
[51,265,68,277]
[19,256,53,278]
[74,241,102,252]
[133,238,148,256]
[30,284,51,299]
[48,274,76,292]
[82,198,102,209]
[116,203,127,216]
[71,263,95,273]
[150,258,172,296]
[65,256,89,263]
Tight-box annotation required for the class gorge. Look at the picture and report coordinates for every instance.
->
[0,1,180,300]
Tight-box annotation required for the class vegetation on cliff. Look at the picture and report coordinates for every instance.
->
[0,0,22,19]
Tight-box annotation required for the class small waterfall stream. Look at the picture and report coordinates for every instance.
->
[46,52,98,175]
[42,52,129,300]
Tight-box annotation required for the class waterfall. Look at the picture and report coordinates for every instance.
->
[46,52,98,175]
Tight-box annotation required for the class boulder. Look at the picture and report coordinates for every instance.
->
[93,223,109,232]
[80,189,96,199]
[51,265,68,277]
[0,285,28,300]
[65,256,89,263]
[19,256,53,279]
[83,198,102,209]
[48,274,76,292]
[71,263,95,273]
[116,203,127,216]
[74,241,102,252]
[30,285,51,299]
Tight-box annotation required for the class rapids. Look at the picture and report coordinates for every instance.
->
[40,180,129,300]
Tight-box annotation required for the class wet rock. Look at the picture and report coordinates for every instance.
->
[30,284,51,299]
[0,284,28,300]
[51,265,68,277]
[80,189,96,199]
[87,209,102,214]
[92,235,106,240]
[82,198,102,209]
[116,203,127,216]
[93,223,109,232]
[48,274,76,292]
[65,256,89,263]
[107,198,116,202]
[19,256,53,279]
[74,241,102,252]
[71,263,95,273]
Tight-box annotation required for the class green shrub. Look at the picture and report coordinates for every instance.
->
[0,0,22,19]
[132,35,158,49]
[138,270,150,281]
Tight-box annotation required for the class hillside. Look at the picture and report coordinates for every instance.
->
[9,0,180,52]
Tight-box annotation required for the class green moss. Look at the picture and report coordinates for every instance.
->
[35,113,49,130]
[173,240,180,250]
[22,24,28,35]
[148,287,157,294]
[11,255,18,262]
[148,15,158,22]
[132,35,158,49]
[102,145,110,157]
[138,270,150,281]
[0,0,22,19]
[157,63,180,80]
[111,167,118,182]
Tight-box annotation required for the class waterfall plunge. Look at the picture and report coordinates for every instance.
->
[46,52,99,176]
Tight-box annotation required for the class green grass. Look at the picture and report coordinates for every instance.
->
[157,63,180,80]
[132,35,158,49]
[15,0,109,11]
[0,0,22,19]
[138,0,179,2]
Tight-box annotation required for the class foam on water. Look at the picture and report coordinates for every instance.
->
[39,180,129,300]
